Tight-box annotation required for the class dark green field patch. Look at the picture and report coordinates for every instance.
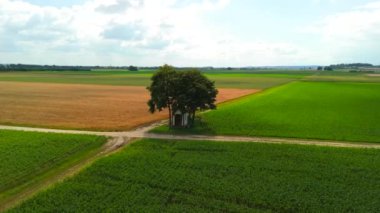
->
[0,130,106,201]
[9,139,380,212]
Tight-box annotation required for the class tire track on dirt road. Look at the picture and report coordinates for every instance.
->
[1,123,379,149]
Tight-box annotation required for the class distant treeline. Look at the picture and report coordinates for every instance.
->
[330,63,376,69]
[315,63,380,72]
[1,63,378,72]
[0,64,318,72]
[0,64,140,72]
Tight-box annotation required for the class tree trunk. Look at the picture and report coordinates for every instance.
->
[191,110,196,127]
[168,105,172,128]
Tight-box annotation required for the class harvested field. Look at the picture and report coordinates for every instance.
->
[367,74,380,77]
[0,82,258,131]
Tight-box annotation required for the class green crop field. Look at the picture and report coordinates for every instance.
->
[9,139,380,212]
[0,70,312,89]
[206,72,310,89]
[0,130,106,203]
[1,70,378,90]
[154,81,380,143]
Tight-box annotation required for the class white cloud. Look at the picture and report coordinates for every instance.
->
[301,1,380,64]
[359,1,380,9]
[0,0,319,66]
[311,0,341,5]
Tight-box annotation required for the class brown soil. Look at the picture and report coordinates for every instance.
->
[0,82,258,131]
[367,74,380,77]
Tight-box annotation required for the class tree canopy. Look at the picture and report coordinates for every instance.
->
[147,65,218,127]
[128,65,138,71]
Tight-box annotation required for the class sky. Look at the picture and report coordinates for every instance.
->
[0,0,380,66]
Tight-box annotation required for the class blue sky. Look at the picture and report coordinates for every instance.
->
[0,0,379,66]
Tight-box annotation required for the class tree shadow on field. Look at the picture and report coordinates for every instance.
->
[194,116,216,134]
[173,116,216,135]
[160,116,216,135]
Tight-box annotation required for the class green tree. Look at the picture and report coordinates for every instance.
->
[128,65,138,71]
[147,65,218,128]
[175,70,218,126]
[147,64,178,127]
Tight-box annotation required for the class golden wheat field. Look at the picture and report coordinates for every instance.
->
[0,81,258,130]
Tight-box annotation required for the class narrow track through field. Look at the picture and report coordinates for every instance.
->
[1,123,379,149]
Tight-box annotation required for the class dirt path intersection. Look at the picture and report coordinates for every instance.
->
[1,123,379,149]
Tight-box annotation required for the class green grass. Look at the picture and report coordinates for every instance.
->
[207,73,309,89]
[0,130,106,202]
[0,71,312,89]
[9,139,380,212]
[153,82,380,143]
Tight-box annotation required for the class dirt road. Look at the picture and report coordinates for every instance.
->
[1,123,379,149]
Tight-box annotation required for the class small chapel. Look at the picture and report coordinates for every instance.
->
[171,110,190,128]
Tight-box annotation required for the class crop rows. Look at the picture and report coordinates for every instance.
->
[155,81,380,143]
[0,130,106,193]
[10,139,380,212]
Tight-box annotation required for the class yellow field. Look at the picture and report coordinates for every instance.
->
[0,82,258,131]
